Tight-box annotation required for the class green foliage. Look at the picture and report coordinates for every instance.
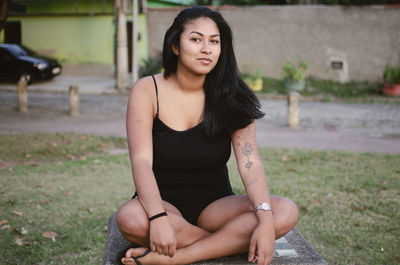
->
[282,60,308,82]
[383,64,400,85]
[241,74,286,94]
[139,55,162,78]
[304,76,382,99]
[261,76,286,93]
[242,69,264,91]
[252,68,262,80]
[242,72,386,102]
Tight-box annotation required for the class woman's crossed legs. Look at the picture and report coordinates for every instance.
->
[116,195,298,265]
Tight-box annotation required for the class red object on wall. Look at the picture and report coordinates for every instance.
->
[383,84,400,96]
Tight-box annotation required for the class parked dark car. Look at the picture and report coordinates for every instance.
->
[0,43,62,83]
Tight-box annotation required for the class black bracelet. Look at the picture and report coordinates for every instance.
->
[149,211,168,222]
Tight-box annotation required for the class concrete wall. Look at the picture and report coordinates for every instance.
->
[147,6,400,82]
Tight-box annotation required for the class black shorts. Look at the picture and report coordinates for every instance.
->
[132,187,234,225]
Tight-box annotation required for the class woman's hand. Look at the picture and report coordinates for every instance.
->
[149,216,177,257]
[248,216,275,265]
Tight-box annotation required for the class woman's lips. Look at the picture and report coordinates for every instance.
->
[198,58,212,65]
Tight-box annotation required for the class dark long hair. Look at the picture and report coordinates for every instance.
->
[162,6,264,136]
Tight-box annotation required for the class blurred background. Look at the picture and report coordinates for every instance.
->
[1,0,399,89]
[0,1,399,265]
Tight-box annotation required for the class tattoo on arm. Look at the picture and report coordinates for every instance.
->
[244,142,254,169]
[236,127,255,170]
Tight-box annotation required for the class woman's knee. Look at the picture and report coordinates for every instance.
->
[116,200,149,240]
[273,196,299,232]
[283,197,299,227]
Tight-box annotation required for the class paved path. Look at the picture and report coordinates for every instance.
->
[257,100,400,154]
[1,76,399,154]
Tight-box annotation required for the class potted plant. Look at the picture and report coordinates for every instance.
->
[383,64,400,96]
[282,60,308,91]
[244,69,263,92]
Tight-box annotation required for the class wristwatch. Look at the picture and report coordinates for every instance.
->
[255,202,273,214]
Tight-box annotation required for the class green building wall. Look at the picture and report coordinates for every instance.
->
[24,0,114,14]
[3,14,148,67]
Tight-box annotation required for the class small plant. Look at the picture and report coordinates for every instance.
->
[382,64,400,96]
[282,60,308,91]
[139,55,162,78]
[383,64,400,85]
[282,60,308,82]
[243,69,263,92]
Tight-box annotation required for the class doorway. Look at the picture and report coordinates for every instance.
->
[4,21,21,44]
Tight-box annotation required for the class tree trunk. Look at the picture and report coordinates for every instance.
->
[0,0,10,31]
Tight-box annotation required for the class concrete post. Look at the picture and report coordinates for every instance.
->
[69,85,80,117]
[287,91,299,128]
[132,0,139,83]
[115,0,129,90]
[17,76,28,113]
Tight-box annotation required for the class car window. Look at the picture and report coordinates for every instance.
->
[6,46,29,57]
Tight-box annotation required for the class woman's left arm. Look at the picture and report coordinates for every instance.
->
[232,121,275,265]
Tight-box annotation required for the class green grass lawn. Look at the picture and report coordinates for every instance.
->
[1,134,399,265]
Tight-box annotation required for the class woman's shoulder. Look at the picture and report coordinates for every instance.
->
[131,73,154,94]
[128,75,164,118]
[130,74,160,96]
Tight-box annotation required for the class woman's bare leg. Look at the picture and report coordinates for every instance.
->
[120,195,298,265]
[197,194,298,238]
[122,211,257,265]
[116,198,211,248]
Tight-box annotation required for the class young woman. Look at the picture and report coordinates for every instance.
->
[116,6,298,265]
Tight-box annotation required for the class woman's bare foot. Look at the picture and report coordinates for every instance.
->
[121,247,173,265]
[121,247,149,265]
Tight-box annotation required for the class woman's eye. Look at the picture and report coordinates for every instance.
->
[211,39,220,44]
[191,37,200,42]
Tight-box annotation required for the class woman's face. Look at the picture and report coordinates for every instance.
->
[174,17,221,76]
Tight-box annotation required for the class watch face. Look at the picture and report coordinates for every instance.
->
[258,203,272,211]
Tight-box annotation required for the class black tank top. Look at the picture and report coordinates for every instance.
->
[151,76,233,205]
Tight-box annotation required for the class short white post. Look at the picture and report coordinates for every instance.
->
[287,91,299,128]
[17,76,28,113]
[69,85,80,117]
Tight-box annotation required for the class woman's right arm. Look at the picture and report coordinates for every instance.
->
[126,76,177,257]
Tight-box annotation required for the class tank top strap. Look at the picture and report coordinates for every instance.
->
[151,75,159,117]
